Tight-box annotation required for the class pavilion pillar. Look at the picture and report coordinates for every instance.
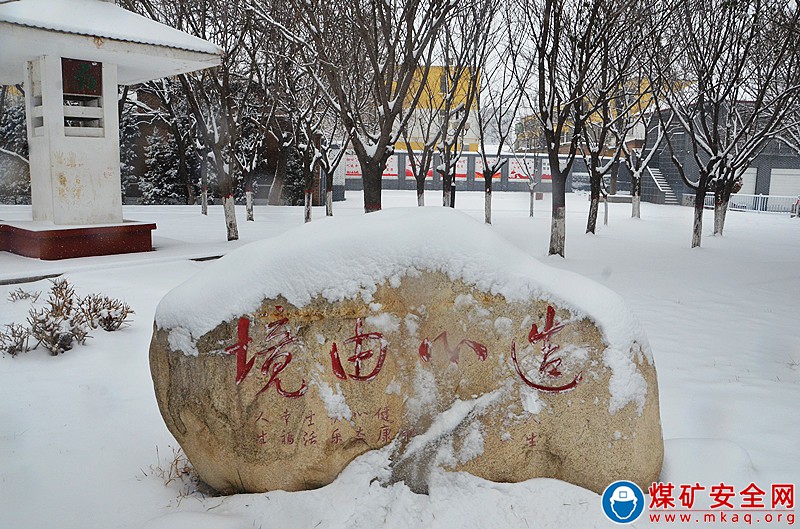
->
[24,55,122,225]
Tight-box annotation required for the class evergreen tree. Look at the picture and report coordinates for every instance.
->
[281,147,305,206]
[140,131,184,204]
[119,106,141,202]
[0,93,30,203]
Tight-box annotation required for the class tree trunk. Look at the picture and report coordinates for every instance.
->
[200,148,208,215]
[177,148,195,206]
[362,161,383,213]
[713,179,734,236]
[586,197,599,234]
[223,194,238,241]
[485,188,492,225]
[631,169,641,219]
[268,148,288,206]
[440,164,452,207]
[245,171,254,221]
[692,187,706,248]
[246,191,254,221]
[529,183,535,217]
[416,176,425,207]
[325,169,334,216]
[549,170,567,257]
[713,196,728,236]
[586,172,600,234]
[216,152,239,241]
[304,191,312,223]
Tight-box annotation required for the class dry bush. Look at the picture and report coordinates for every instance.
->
[148,445,204,504]
[27,307,77,355]
[26,279,90,355]
[81,293,134,331]
[7,287,40,303]
[4,277,134,356]
[0,323,31,356]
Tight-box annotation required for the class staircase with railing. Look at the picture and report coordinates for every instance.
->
[642,167,679,205]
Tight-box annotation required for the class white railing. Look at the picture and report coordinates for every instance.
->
[701,193,800,214]
[646,166,668,192]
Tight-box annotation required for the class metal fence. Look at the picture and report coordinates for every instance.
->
[697,193,800,214]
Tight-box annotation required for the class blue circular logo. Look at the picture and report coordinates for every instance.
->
[601,480,645,524]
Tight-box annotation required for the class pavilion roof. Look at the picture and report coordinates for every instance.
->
[0,0,221,85]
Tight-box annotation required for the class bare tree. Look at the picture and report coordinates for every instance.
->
[258,0,455,213]
[652,0,800,247]
[126,0,258,240]
[433,3,485,208]
[476,3,531,224]
[514,0,612,256]
[400,85,442,206]
[579,0,652,234]
[622,113,670,218]
[316,124,350,216]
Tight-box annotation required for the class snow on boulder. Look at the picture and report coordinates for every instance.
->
[149,208,663,495]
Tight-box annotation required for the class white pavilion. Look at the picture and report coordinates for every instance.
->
[0,0,220,259]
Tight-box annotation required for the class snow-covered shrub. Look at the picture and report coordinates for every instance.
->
[0,323,31,356]
[7,287,40,303]
[27,307,81,355]
[81,294,134,331]
[3,278,134,356]
[26,279,89,355]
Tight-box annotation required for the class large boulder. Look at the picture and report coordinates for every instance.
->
[150,208,662,495]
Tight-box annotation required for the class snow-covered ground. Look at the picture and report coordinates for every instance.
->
[1,191,798,529]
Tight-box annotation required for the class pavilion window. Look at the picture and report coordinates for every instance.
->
[61,58,104,138]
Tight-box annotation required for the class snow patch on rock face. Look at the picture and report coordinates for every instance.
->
[454,294,491,324]
[314,380,352,422]
[458,421,485,463]
[604,345,648,415]
[494,317,514,338]
[402,391,501,460]
[365,312,400,334]
[167,327,198,356]
[407,366,439,423]
[385,378,402,395]
[520,387,545,415]
[404,314,420,339]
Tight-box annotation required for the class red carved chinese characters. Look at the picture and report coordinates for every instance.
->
[511,305,582,393]
[375,406,393,443]
[418,332,488,364]
[330,318,387,381]
[330,428,343,445]
[225,309,308,398]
